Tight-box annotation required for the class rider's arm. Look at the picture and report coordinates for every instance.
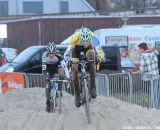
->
[60,60,70,79]
[92,33,105,63]
[56,54,70,79]
[63,32,79,61]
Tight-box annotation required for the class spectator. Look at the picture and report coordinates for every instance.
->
[0,49,6,66]
[138,42,159,108]
[138,42,159,76]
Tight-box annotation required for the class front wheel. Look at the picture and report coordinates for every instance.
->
[50,97,55,113]
[56,91,62,114]
[50,92,62,114]
[83,78,90,124]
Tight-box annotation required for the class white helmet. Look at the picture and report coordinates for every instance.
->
[79,27,92,45]
[46,42,56,53]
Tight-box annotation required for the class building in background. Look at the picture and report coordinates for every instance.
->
[0,0,95,16]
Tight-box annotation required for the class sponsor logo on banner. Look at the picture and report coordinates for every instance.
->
[0,73,25,94]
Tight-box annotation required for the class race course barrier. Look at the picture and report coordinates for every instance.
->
[0,72,25,94]
[1,72,160,110]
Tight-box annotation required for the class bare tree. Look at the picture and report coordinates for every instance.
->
[107,0,158,10]
[153,0,160,8]
[87,0,107,11]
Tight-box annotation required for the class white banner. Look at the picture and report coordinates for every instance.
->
[0,24,7,38]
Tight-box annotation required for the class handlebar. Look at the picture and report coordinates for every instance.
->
[79,52,94,73]
[69,51,94,73]
[50,78,69,83]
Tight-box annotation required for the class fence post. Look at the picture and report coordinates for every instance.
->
[154,78,159,109]
[128,73,133,104]
[150,77,154,108]
[24,73,29,88]
[105,75,110,97]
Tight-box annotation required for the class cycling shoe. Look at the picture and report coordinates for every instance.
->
[75,96,81,107]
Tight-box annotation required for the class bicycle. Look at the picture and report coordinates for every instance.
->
[72,52,92,123]
[49,77,69,114]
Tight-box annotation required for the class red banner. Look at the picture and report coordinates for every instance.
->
[0,73,25,94]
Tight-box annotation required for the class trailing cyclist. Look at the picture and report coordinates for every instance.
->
[42,42,70,112]
[63,27,105,107]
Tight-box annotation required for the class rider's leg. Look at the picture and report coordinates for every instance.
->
[86,49,97,99]
[58,68,65,97]
[71,63,81,107]
[45,78,51,112]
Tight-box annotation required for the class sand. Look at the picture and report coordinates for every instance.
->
[0,87,160,130]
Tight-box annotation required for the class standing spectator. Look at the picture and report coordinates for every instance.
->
[0,49,6,66]
[138,42,159,108]
[138,42,159,76]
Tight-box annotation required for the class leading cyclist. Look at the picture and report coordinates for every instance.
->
[42,42,70,112]
[63,27,105,107]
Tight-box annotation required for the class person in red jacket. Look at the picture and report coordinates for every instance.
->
[0,49,6,66]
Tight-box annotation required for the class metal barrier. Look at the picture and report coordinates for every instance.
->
[24,73,73,94]
[24,73,108,94]
[106,73,160,109]
[96,73,109,97]
[107,73,130,102]
[24,73,45,88]
[24,73,160,110]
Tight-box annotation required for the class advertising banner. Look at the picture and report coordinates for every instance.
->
[105,36,128,46]
[0,24,7,38]
[0,73,25,94]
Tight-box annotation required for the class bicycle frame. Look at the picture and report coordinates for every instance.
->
[78,52,92,124]
[49,78,68,114]
[70,52,93,123]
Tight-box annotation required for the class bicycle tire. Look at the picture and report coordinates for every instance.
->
[83,78,90,124]
[56,92,62,114]
[50,97,55,113]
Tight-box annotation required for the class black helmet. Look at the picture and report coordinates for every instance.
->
[46,42,56,53]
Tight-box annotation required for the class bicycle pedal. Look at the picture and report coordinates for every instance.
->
[90,98,96,103]
[56,91,63,98]
[82,99,88,105]
[81,101,85,105]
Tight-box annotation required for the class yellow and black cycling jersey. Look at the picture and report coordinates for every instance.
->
[65,31,105,62]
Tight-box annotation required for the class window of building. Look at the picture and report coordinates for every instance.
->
[60,1,69,13]
[23,2,43,14]
[0,1,8,16]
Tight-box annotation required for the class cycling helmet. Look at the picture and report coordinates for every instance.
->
[79,27,92,45]
[46,42,56,53]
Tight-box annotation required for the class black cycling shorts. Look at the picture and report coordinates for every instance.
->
[46,64,62,77]
[72,45,93,59]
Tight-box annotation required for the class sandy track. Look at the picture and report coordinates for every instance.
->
[0,88,160,130]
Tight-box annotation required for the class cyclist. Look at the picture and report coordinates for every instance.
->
[42,42,70,112]
[63,27,105,107]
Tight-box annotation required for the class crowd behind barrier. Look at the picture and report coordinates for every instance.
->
[0,72,160,110]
